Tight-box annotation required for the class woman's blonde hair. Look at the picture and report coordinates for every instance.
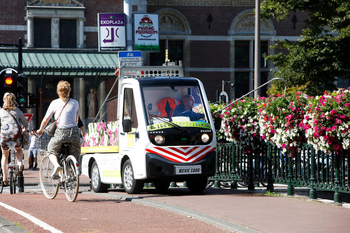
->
[57,80,71,100]
[3,92,17,110]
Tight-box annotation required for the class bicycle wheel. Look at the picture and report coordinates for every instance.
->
[40,156,59,199]
[64,155,79,202]
[9,172,14,194]
[0,169,3,193]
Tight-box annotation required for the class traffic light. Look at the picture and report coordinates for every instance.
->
[16,73,28,108]
[28,93,39,108]
[2,69,17,94]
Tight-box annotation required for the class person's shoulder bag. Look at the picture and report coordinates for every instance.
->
[6,109,29,145]
[44,98,70,137]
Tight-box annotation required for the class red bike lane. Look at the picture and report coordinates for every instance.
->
[0,192,233,233]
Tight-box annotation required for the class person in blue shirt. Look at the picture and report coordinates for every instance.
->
[28,129,38,170]
[172,95,204,121]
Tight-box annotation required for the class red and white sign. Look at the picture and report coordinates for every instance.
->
[24,113,34,122]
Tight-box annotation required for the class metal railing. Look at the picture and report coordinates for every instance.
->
[209,142,349,203]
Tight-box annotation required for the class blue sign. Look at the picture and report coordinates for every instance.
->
[118,51,142,66]
[118,51,142,58]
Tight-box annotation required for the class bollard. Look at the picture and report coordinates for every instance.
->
[18,174,24,192]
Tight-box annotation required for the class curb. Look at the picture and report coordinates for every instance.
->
[23,183,91,187]
[0,216,27,233]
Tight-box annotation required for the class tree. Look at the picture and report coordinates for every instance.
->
[261,0,350,96]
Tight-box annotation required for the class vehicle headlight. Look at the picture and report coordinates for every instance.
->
[201,133,210,143]
[154,135,165,144]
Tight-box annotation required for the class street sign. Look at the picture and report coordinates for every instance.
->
[98,13,126,51]
[118,51,142,67]
[24,113,34,122]
[134,14,159,51]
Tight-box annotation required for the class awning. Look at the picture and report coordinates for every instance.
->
[0,51,119,76]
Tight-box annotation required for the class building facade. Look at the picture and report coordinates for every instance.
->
[0,0,308,130]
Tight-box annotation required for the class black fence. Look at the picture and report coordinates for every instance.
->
[209,142,349,203]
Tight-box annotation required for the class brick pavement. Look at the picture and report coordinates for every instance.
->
[3,157,350,233]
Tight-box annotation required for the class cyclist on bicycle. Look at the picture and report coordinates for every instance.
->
[0,93,29,186]
[37,81,81,179]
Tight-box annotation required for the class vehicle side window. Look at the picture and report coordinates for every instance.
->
[123,88,138,128]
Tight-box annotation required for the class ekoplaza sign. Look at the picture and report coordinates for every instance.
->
[134,14,159,51]
[98,13,126,51]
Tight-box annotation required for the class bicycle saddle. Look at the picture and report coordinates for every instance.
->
[5,141,16,150]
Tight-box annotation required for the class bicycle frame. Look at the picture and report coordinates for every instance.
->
[6,142,18,194]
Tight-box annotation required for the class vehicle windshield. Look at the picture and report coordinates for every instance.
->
[141,84,210,129]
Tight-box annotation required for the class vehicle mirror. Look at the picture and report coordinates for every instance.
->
[122,119,132,132]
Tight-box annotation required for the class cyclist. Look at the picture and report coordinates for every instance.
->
[37,81,80,179]
[0,93,29,186]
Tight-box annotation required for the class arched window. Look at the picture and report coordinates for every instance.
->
[150,9,191,67]
[229,10,276,98]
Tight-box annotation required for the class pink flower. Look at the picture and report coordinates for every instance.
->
[330,109,337,115]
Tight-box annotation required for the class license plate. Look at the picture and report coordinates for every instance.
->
[174,165,202,175]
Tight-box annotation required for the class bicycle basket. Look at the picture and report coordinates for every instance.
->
[38,132,51,152]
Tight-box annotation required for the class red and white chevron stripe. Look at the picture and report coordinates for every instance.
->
[146,145,216,163]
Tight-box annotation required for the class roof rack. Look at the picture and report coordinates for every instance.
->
[119,65,184,78]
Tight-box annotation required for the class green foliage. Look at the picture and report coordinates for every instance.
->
[208,101,225,117]
[263,191,283,197]
[267,82,308,96]
[261,0,350,96]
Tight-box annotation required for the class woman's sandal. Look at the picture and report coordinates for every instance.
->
[3,181,9,187]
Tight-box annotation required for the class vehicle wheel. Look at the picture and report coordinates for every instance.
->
[64,156,80,202]
[9,172,14,194]
[122,160,143,194]
[91,161,108,193]
[40,156,59,199]
[154,181,170,192]
[187,176,207,193]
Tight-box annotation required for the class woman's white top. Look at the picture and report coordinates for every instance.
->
[0,108,29,142]
[44,98,79,129]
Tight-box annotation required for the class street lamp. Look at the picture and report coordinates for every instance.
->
[254,0,261,98]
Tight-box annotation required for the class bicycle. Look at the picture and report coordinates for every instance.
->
[6,141,19,194]
[39,134,80,202]
[0,165,4,194]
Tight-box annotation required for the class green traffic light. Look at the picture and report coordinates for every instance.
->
[19,97,26,103]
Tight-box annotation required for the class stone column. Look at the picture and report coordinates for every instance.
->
[99,80,106,121]
[79,78,86,119]
[27,16,34,48]
[78,17,85,48]
[230,38,235,101]
[268,39,274,80]
[52,18,59,49]
[93,89,98,119]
